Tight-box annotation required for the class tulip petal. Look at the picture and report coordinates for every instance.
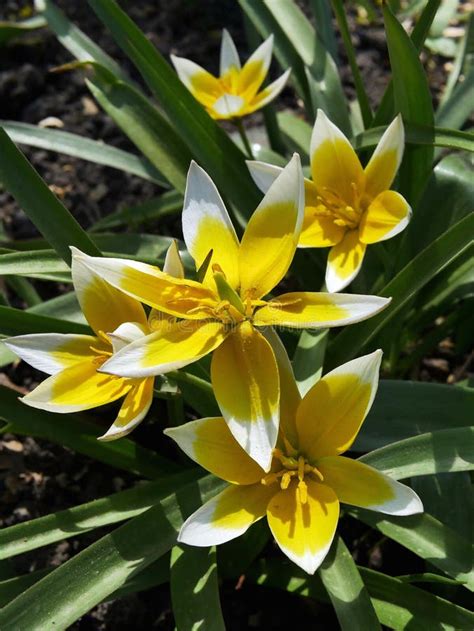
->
[299,209,346,248]
[267,480,339,574]
[364,114,404,200]
[183,162,240,289]
[178,482,274,546]
[359,190,411,245]
[220,29,241,75]
[71,248,147,335]
[326,230,366,293]
[246,68,291,114]
[107,322,148,354]
[165,416,265,485]
[253,292,390,328]
[3,333,97,375]
[310,109,364,207]
[239,153,304,300]
[296,350,382,461]
[75,254,217,320]
[99,377,154,441]
[318,456,423,516]
[163,240,185,279]
[211,93,246,119]
[21,358,131,413]
[211,322,279,471]
[237,35,273,100]
[100,320,229,378]
[170,55,222,108]
[246,160,283,193]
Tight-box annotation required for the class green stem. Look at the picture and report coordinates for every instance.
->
[331,0,373,128]
[235,119,254,159]
[166,370,214,396]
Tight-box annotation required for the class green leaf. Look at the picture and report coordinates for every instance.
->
[0,470,199,560]
[383,3,434,205]
[356,381,474,450]
[0,15,46,45]
[354,124,474,153]
[88,0,260,223]
[276,112,311,157]
[319,535,381,630]
[27,292,85,324]
[359,427,474,479]
[0,476,225,630]
[438,10,474,108]
[350,509,474,590]
[327,213,474,369]
[396,572,466,586]
[1,120,167,186]
[0,385,173,479]
[292,329,328,396]
[0,129,101,264]
[0,305,90,336]
[0,569,52,608]
[171,546,225,631]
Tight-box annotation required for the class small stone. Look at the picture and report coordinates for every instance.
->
[38,116,64,128]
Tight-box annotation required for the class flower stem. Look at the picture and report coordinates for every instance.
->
[235,119,254,159]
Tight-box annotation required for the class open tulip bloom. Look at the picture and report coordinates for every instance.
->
[165,346,423,575]
[75,155,390,470]
[248,110,411,292]
[171,30,291,120]
[3,242,184,440]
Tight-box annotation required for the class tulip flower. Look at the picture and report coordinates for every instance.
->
[76,155,390,469]
[165,345,423,575]
[171,30,291,120]
[248,110,411,292]
[3,242,184,440]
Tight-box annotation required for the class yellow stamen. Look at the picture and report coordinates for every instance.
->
[298,480,308,504]
[280,471,293,490]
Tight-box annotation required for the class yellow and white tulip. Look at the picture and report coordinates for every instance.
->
[77,155,390,470]
[248,109,411,292]
[165,346,423,575]
[171,30,291,120]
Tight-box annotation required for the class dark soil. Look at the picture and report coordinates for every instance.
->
[0,2,470,629]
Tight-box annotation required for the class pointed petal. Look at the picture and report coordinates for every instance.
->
[262,327,301,448]
[296,350,382,460]
[267,480,339,574]
[246,68,291,114]
[170,55,222,108]
[299,209,346,248]
[237,34,273,100]
[3,333,97,375]
[74,253,217,320]
[310,109,364,206]
[100,320,228,378]
[318,456,423,516]
[99,377,154,441]
[211,93,246,119]
[253,292,390,328]
[326,230,367,293]
[211,322,279,472]
[183,162,240,289]
[359,190,411,245]
[178,483,273,547]
[71,248,147,335]
[163,240,185,279]
[164,416,264,485]
[22,358,131,413]
[239,153,304,300]
[246,160,283,193]
[364,114,404,200]
[107,322,148,354]
[220,29,241,75]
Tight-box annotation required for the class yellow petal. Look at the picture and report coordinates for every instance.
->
[296,351,382,461]
[74,254,218,320]
[71,248,147,335]
[326,230,366,293]
[245,69,291,114]
[21,358,131,413]
[220,29,241,75]
[237,35,273,101]
[171,55,222,108]
[310,109,364,207]
[99,377,154,441]
[267,479,339,574]
[183,162,240,290]
[178,482,275,546]
[164,416,265,485]
[211,321,279,471]
[300,209,346,248]
[364,114,404,200]
[253,291,389,328]
[3,333,97,375]
[239,153,304,300]
[318,456,423,516]
[359,190,411,245]
[100,320,229,378]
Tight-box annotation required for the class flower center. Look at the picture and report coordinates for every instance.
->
[261,449,324,505]
[313,183,362,230]
[89,330,113,366]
